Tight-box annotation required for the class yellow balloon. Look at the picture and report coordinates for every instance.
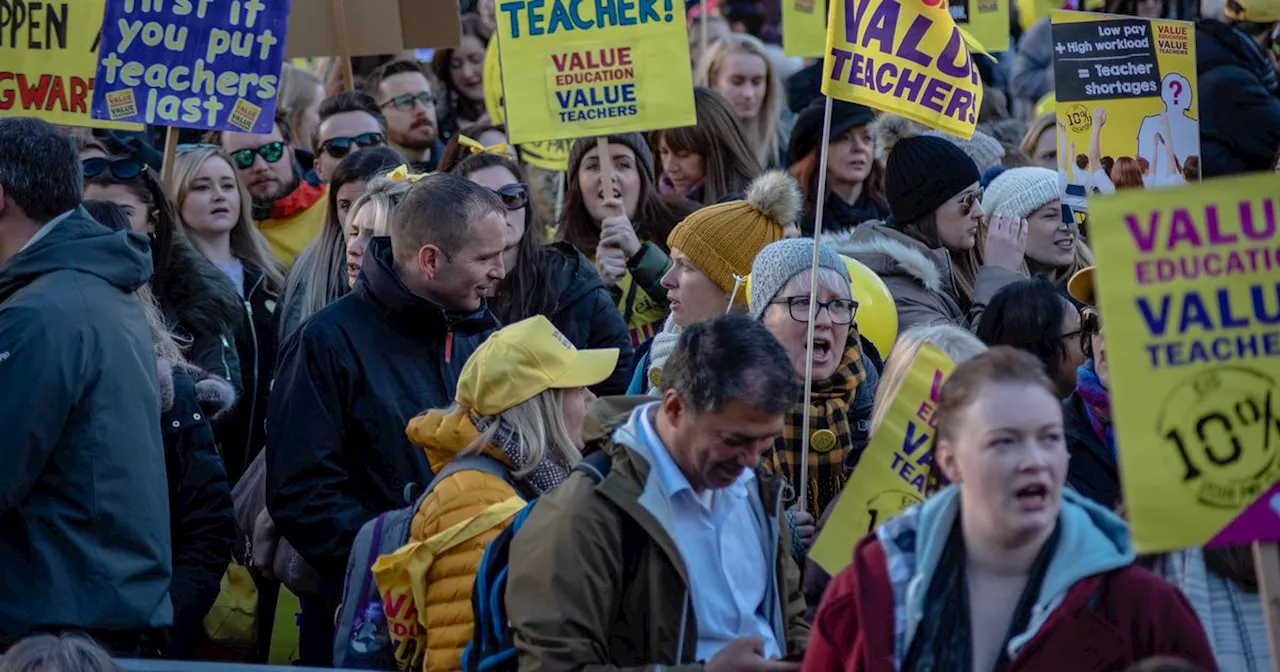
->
[743,256,898,356]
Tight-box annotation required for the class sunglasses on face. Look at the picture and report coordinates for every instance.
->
[229,141,285,170]
[491,183,529,211]
[83,157,146,180]
[957,188,983,215]
[380,92,437,111]
[772,296,859,325]
[319,132,386,159]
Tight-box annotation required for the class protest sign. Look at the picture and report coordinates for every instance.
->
[808,343,955,574]
[0,0,141,129]
[1052,10,1198,223]
[483,36,570,171]
[951,0,1011,53]
[783,0,827,58]
[1090,173,1280,554]
[821,0,984,138]
[493,0,696,145]
[285,0,463,58]
[91,0,292,133]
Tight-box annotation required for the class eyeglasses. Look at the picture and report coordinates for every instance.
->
[380,92,437,111]
[83,157,146,180]
[771,296,859,325]
[228,141,285,170]
[491,183,529,211]
[319,132,386,159]
[957,188,983,216]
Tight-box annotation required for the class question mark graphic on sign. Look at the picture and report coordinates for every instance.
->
[1170,80,1183,106]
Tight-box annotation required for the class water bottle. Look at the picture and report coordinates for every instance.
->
[350,601,391,657]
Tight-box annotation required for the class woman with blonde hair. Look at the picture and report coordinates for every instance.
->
[650,87,763,206]
[802,323,986,615]
[343,175,414,288]
[951,166,1094,307]
[170,144,286,482]
[1019,113,1058,168]
[372,316,618,672]
[697,34,789,169]
[277,64,324,170]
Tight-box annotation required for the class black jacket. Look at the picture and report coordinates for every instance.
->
[544,242,634,395]
[1196,19,1280,177]
[155,234,244,391]
[1063,391,1121,509]
[222,264,280,485]
[0,208,172,645]
[157,359,237,658]
[802,191,892,238]
[266,237,500,582]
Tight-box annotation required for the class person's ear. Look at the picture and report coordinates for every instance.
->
[660,388,684,426]
[417,244,441,280]
[936,439,961,484]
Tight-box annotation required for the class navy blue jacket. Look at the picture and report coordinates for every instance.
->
[266,237,499,582]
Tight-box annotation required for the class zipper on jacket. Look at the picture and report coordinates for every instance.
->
[444,329,454,363]
[241,272,265,476]
[675,591,690,664]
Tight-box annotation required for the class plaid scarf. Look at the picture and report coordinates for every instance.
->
[472,414,572,495]
[768,340,868,516]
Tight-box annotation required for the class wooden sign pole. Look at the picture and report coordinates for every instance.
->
[160,127,180,191]
[328,0,356,91]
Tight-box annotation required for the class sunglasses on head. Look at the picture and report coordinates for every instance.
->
[380,92,437,112]
[229,141,285,170]
[491,183,529,211]
[83,157,146,180]
[320,132,386,159]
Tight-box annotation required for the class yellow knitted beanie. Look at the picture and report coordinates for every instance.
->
[666,171,802,298]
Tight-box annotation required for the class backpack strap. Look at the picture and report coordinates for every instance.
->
[574,449,614,484]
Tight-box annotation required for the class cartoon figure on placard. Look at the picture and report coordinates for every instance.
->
[1136,73,1198,175]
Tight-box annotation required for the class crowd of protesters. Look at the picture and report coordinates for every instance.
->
[4,0,1280,668]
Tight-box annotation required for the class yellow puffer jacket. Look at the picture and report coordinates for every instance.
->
[385,409,525,672]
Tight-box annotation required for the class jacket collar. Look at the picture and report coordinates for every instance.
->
[355,237,499,337]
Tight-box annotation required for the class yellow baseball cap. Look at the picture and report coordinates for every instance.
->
[1068,266,1095,306]
[457,316,619,416]
[1226,0,1280,22]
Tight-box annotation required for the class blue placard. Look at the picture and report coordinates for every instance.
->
[90,0,292,133]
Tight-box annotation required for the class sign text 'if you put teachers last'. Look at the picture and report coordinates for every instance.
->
[91,0,291,133]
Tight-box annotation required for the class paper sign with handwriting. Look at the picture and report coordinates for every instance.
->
[91,0,291,132]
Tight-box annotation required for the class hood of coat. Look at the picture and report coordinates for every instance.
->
[156,235,244,341]
[545,241,607,312]
[0,207,152,300]
[878,485,1134,666]
[826,221,949,294]
[1198,19,1279,92]
[155,357,237,420]
[405,408,510,474]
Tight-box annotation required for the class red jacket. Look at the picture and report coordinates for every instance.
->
[803,535,1218,672]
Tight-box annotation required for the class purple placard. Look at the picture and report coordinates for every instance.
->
[1207,481,1280,548]
[90,0,291,133]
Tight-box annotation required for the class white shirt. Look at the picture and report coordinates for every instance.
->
[18,209,73,254]
[633,405,780,661]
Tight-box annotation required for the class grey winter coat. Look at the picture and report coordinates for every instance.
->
[830,221,1022,334]
[0,208,172,646]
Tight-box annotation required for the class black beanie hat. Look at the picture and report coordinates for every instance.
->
[786,98,876,168]
[884,134,979,225]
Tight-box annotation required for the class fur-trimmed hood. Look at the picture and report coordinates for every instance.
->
[156,357,237,420]
[154,234,243,341]
[824,221,949,294]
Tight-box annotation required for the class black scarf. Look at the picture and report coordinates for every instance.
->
[903,519,1062,672]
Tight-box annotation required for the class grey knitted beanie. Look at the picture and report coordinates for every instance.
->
[749,239,850,321]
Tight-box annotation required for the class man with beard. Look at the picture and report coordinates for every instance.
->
[210,113,328,266]
[364,59,446,172]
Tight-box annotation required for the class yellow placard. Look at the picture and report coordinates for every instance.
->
[0,0,142,130]
[821,0,983,138]
[1052,11,1199,223]
[809,343,956,574]
[494,0,696,145]
[1091,173,1280,555]
[783,0,828,58]
[954,0,1011,53]
[483,36,570,171]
